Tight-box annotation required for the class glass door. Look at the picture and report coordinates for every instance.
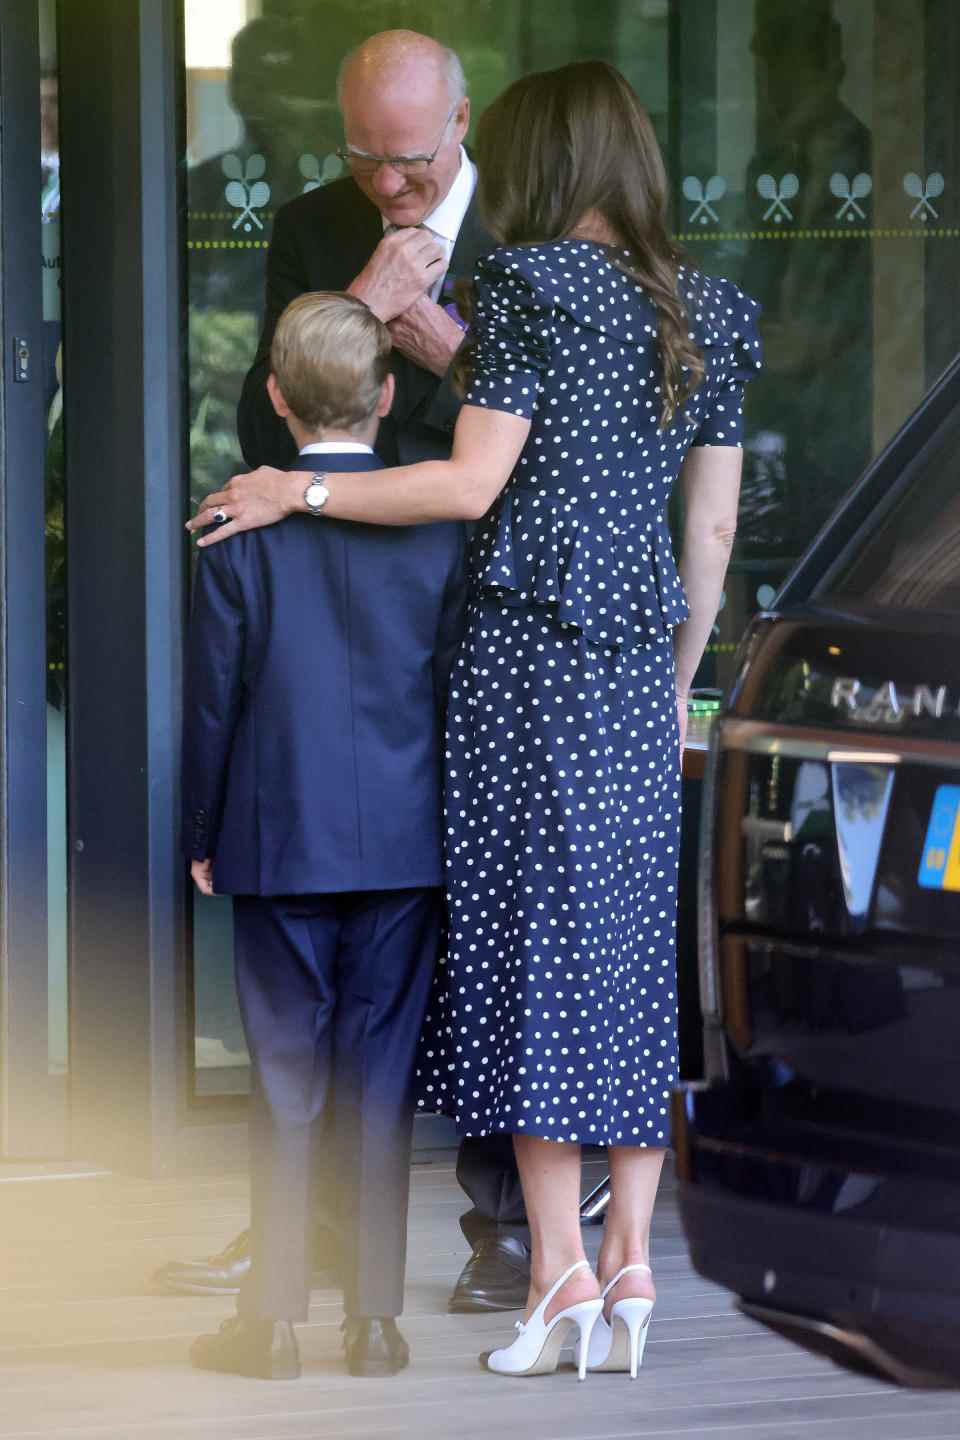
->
[0,0,69,1157]
[671,0,960,692]
[181,0,672,1103]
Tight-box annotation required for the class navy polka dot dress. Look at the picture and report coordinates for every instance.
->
[416,241,762,1146]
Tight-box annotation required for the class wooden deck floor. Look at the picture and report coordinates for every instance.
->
[1,1153,958,1440]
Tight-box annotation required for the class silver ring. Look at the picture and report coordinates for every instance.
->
[213,508,228,524]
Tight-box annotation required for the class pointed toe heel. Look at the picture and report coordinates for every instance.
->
[483,1259,603,1379]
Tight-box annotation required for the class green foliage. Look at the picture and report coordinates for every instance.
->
[188,306,259,502]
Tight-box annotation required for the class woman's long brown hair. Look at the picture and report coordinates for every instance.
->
[468,60,704,429]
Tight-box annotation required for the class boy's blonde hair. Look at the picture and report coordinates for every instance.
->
[270,292,392,432]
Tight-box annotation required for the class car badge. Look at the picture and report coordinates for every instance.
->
[831,678,953,725]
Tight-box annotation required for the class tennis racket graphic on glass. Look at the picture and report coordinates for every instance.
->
[757,173,799,223]
[223,154,271,231]
[682,175,727,225]
[904,172,945,221]
[830,172,872,221]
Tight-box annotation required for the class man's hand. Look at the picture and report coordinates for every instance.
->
[389,295,466,378]
[348,228,446,323]
[186,467,310,546]
[191,858,215,896]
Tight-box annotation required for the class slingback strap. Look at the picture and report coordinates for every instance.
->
[539,1259,591,1314]
[514,1259,592,1335]
[601,1263,652,1301]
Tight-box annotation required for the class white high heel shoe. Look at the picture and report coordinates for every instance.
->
[581,1263,655,1379]
[483,1259,603,1380]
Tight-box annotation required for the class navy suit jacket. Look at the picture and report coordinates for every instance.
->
[183,451,467,895]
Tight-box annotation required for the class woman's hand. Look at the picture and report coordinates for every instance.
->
[186,467,309,547]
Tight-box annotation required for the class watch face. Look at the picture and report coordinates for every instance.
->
[305,481,328,510]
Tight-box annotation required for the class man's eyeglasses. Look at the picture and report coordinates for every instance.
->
[337,105,457,176]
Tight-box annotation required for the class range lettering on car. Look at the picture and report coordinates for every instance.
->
[830,677,954,725]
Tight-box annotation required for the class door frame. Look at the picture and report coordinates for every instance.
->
[57,0,195,1175]
[0,0,67,1157]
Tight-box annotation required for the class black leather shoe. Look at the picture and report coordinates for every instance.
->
[190,1315,301,1380]
[448,1235,530,1314]
[149,1226,339,1296]
[342,1317,410,1377]
[151,1228,253,1297]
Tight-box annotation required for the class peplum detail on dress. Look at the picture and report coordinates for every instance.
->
[474,486,689,650]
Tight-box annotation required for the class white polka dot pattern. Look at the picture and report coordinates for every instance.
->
[414,243,762,1147]
[417,605,682,1145]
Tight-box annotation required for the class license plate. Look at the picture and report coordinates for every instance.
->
[918,785,960,892]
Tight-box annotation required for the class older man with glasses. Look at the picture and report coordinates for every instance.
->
[235,29,484,473]
[155,29,534,1334]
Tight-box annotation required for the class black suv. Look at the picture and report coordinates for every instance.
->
[674,353,960,1385]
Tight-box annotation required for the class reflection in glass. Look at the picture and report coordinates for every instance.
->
[831,762,895,924]
[824,407,960,614]
[41,0,69,1078]
[681,0,959,694]
[743,0,872,550]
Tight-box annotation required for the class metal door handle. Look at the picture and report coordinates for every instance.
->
[740,817,794,843]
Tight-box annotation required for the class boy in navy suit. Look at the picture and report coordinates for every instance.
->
[183,293,465,1380]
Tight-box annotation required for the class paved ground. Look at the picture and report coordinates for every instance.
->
[1,1152,958,1440]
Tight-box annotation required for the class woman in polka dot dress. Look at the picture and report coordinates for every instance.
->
[414,64,759,1377]
[200,60,762,1377]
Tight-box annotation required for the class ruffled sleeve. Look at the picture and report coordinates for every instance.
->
[690,285,763,447]
[465,251,554,419]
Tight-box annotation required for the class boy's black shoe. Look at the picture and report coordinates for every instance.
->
[343,1317,410,1377]
[190,1316,301,1380]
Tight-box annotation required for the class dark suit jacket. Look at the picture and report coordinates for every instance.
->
[183,451,467,896]
[237,176,494,471]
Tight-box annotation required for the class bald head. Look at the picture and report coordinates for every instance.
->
[336,30,470,229]
[337,31,466,111]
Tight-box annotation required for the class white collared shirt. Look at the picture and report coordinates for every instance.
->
[382,146,478,301]
[299,441,374,456]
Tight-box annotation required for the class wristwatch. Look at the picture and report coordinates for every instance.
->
[303,473,330,516]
